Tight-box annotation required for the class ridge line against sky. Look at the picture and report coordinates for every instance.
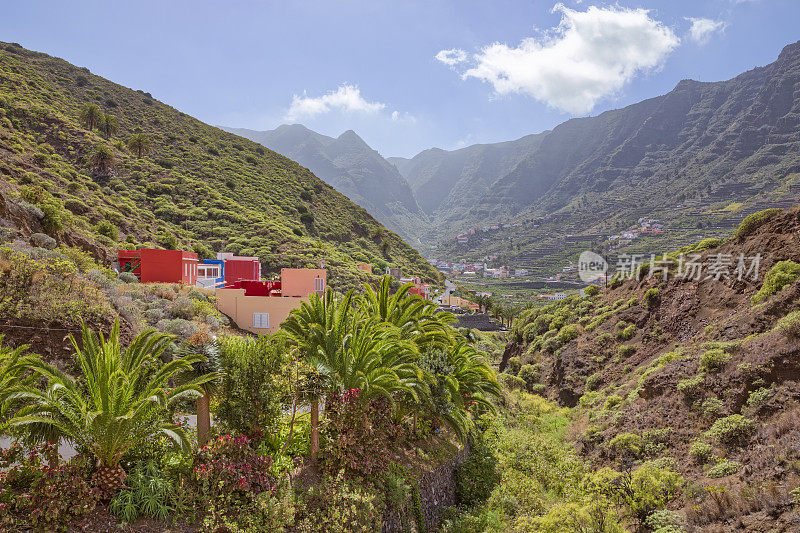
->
[3,0,798,158]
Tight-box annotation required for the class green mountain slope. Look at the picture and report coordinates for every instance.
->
[429,40,800,268]
[223,124,429,243]
[0,41,441,288]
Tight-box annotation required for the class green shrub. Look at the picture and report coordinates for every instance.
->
[699,348,731,373]
[95,220,118,241]
[775,311,800,338]
[617,344,637,358]
[751,260,800,304]
[109,461,173,523]
[695,238,721,251]
[701,397,724,418]
[455,438,501,506]
[644,288,660,308]
[706,459,741,478]
[677,374,704,400]
[584,285,600,297]
[30,232,56,249]
[617,324,636,341]
[745,387,773,412]
[609,432,642,458]
[585,373,601,392]
[604,395,623,410]
[735,208,780,240]
[118,272,139,284]
[216,335,290,438]
[688,441,714,465]
[500,373,526,391]
[645,509,684,532]
[558,324,579,344]
[507,356,522,375]
[518,364,541,391]
[704,414,755,447]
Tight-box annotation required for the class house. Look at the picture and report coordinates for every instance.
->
[117,249,198,284]
[385,267,402,278]
[215,268,327,334]
[356,262,373,274]
[537,293,568,301]
[196,253,262,289]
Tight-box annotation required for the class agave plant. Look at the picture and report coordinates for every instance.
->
[9,320,216,497]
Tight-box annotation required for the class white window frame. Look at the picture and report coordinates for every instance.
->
[314,277,325,293]
[253,312,270,329]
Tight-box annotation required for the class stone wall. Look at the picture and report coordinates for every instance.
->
[381,445,470,532]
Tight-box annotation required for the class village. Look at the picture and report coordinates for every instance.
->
[115,248,449,334]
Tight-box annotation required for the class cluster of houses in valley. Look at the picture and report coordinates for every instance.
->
[115,249,432,334]
[608,218,665,243]
[431,259,529,279]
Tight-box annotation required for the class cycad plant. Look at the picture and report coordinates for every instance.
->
[0,339,33,427]
[10,320,216,497]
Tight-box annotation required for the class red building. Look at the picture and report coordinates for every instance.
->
[217,253,261,284]
[118,249,199,284]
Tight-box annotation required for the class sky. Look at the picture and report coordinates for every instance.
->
[3,0,799,158]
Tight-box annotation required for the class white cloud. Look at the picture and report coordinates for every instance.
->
[435,48,468,67]
[286,84,385,121]
[686,17,726,45]
[441,3,680,114]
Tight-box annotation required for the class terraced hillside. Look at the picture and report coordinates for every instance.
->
[0,41,441,290]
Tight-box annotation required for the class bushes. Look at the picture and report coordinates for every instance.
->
[30,232,56,249]
[751,260,800,304]
[297,471,381,533]
[734,208,780,240]
[677,374,704,400]
[699,348,731,373]
[617,324,636,341]
[216,335,289,439]
[501,373,526,391]
[0,443,99,530]
[775,311,800,338]
[507,356,522,375]
[109,461,173,523]
[95,220,118,241]
[617,344,637,358]
[704,414,755,447]
[644,288,660,309]
[118,271,139,283]
[518,364,541,392]
[609,432,642,459]
[706,459,741,478]
[456,438,501,506]
[584,285,600,297]
[585,373,601,391]
[688,441,714,464]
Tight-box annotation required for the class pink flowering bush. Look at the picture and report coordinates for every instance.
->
[0,442,99,529]
[322,388,401,477]
[192,434,295,530]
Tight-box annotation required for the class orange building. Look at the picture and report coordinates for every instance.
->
[215,268,327,334]
[356,262,373,274]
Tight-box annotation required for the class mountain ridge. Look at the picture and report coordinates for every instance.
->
[222,124,428,242]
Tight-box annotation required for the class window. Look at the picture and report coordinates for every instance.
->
[184,263,188,277]
[314,277,325,293]
[253,312,270,329]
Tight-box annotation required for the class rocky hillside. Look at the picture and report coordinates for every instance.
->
[0,41,441,289]
[500,206,800,530]
[224,124,428,243]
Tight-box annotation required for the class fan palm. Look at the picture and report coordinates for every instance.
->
[9,320,216,497]
[79,103,102,130]
[99,113,118,137]
[127,133,152,158]
[178,341,222,446]
[90,144,115,172]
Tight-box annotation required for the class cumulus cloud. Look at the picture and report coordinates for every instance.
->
[686,17,726,44]
[440,3,680,114]
[435,48,468,67]
[286,84,385,120]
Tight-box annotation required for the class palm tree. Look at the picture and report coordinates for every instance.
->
[179,341,222,446]
[127,133,152,157]
[9,320,216,497]
[99,113,118,137]
[0,339,33,427]
[90,144,115,173]
[80,104,102,130]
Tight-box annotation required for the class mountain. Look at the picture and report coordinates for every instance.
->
[222,124,428,242]
[0,41,441,289]
[393,41,800,266]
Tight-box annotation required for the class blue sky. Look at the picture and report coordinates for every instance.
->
[3,1,799,157]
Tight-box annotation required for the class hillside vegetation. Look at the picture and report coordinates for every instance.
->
[487,205,800,531]
[0,41,440,291]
